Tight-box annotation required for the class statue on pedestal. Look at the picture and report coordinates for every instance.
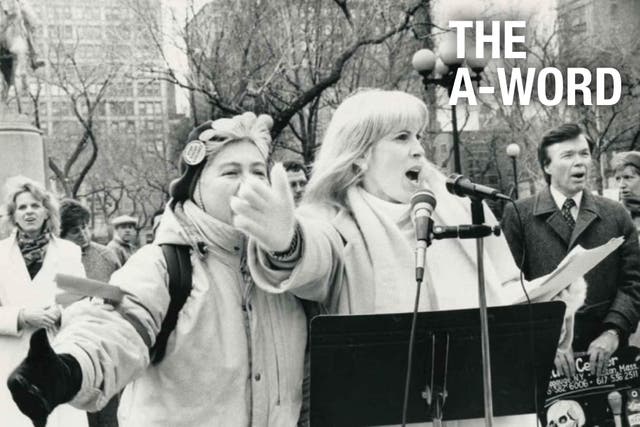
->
[0,0,44,104]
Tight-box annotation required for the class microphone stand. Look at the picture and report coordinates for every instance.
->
[470,196,494,427]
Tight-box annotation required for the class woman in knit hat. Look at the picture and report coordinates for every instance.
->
[8,112,307,427]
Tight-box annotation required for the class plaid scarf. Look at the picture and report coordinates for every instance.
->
[17,230,50,278]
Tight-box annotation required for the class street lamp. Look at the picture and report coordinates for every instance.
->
[412,39,489,174]
[506,143,521,199]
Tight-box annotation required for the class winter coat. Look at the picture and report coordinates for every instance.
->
[502,187,640,350]
[53,207,306,427]
[247,196,541,427]
[0,232,87,427]
[106,237,136,266]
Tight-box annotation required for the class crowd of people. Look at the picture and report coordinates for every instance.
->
[0,88,640,427]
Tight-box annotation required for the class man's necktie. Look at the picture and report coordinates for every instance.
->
[561,198,576,229]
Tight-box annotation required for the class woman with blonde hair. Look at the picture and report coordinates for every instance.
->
[236,89,584,426]
[0,176,87,427]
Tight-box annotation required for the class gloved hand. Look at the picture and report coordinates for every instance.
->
[231,163,296,253]
[7,329,82,427]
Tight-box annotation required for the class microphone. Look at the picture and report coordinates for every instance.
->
[432,224,501,240]
[608,391,622,427]
[446,174,511,201]
[411,190,437,283]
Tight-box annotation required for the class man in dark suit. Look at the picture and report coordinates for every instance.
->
[502,123,640,378]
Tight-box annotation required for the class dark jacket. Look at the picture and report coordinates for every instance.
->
[82,242,121,282]
[501,187,640,350]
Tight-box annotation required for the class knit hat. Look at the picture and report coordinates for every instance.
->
[614,151,640,174]
[169,112,274,203]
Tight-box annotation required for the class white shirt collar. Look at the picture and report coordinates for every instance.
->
[549,185,583,213]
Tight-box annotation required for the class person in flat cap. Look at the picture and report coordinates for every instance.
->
[8,112,309,427]
[106,215,138,265]
[613,151,640,233]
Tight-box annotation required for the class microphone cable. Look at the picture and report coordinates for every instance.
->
[401,274,424,427]
[400,198,538,426]
[507,199,539,425]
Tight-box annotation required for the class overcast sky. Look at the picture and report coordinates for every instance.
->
[159,0,558,114]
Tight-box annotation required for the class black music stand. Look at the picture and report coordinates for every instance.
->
[309,301,565,426]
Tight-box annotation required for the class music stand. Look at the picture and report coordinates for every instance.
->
[310,301,565,426]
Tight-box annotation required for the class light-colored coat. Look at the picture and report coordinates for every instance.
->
[247,203,540,427]
[0,233,87,427]
[53,208,306,427]
[248,202,522,314]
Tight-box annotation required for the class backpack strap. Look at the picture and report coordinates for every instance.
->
[150,244,193,364]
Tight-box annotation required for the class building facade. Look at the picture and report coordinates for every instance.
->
[25,0,178,238]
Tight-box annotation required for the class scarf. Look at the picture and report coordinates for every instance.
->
[17,230,50,278]
[175,200,252,289]
[347,187,438,313]
[345,162,518,313]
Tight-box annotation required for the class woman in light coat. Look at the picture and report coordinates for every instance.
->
[8,113,307,427]
[235,89,586,426]
[0,176,87,427]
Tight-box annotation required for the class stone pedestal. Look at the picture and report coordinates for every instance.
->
[0,109,44,238]
[0,108,45,197]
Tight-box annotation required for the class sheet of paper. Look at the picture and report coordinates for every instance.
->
[507,236,624,304]
[55,273,124,303]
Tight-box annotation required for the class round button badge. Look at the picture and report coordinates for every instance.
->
[182,140,206,165]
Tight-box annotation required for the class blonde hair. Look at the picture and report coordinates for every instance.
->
[3,176,60,236]
[304,89,427,208]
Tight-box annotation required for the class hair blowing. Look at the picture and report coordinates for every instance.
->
[3,176,60,236]
[304,89,427,209]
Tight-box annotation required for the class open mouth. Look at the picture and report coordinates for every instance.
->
[404,167,421,184]
[571,171,586,180]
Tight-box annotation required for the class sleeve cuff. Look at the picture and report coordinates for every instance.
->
[603,312,632,341]
[52,343,106,411]
[0,307,23,336]
[268,223,303,265]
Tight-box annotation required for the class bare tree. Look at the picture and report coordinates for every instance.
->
[36,34,122,198]
[476,18,640,195]
[120,0,429,164]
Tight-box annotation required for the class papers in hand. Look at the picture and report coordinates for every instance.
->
[55,273,124,307]
[508,236,624,304]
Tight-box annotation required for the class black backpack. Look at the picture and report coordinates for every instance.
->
[149,244,192,364]
[148,243,318,365]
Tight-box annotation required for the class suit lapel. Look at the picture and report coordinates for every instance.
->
[569,191,600,249]
[534,187,573,246]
